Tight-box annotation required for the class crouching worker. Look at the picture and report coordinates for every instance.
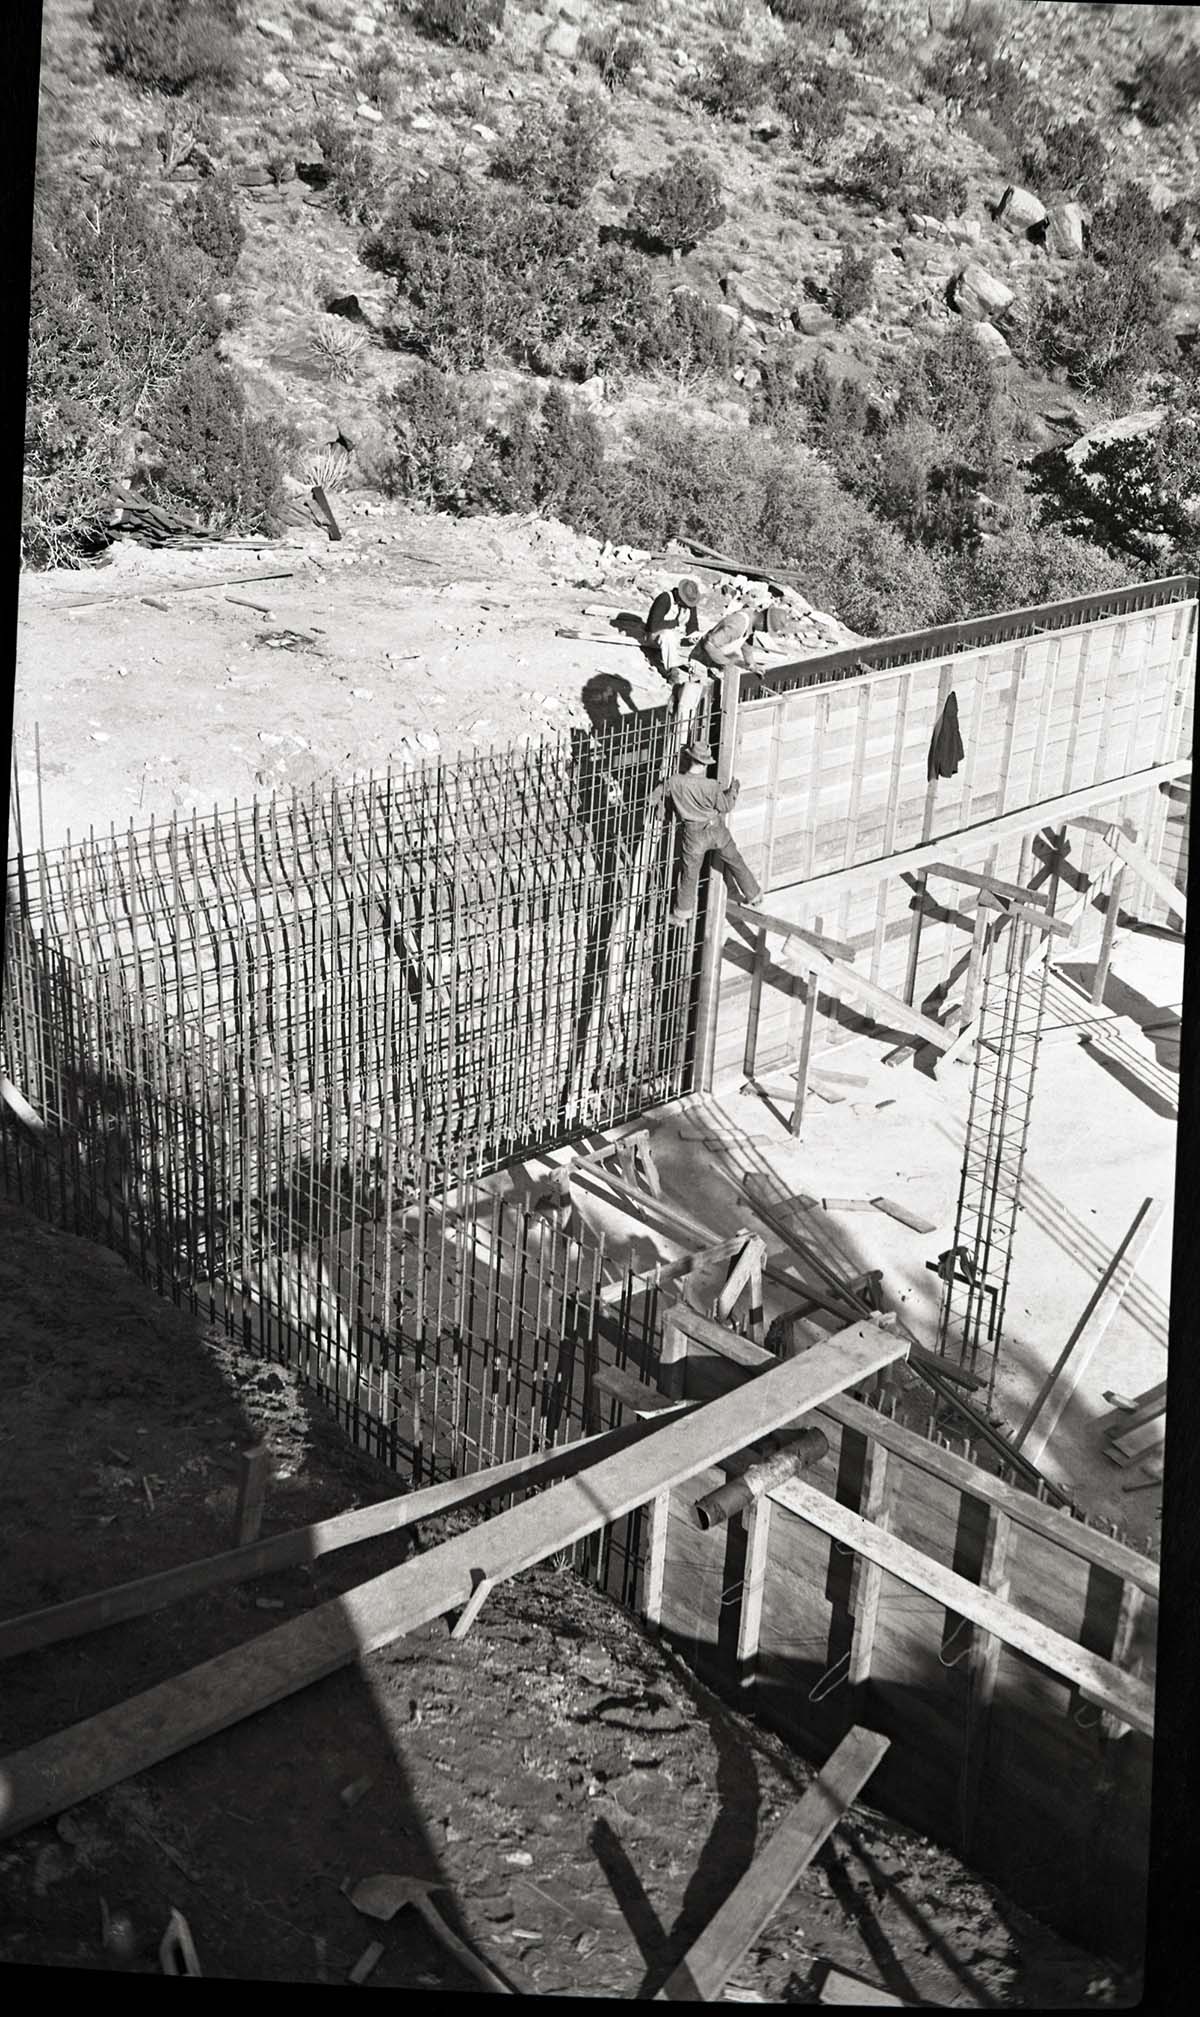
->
[653,739,762,928]
[644,577,703,681]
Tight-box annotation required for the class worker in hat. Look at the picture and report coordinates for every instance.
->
[644,578,703,684]
[651,740,762,927]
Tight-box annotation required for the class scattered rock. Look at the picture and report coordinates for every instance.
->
[723,271,784,320]
[1046,202,1085,258]
[544,22,580,58]
[409,113,436,133]
[907,213,954,242]
[952,262,1015,322]
[256,16,294,44]
[471,123,499,143]
[971,321,1012,363]
[576,375,606,409]
[946,218,982,246]
[262,67,290,95]
[997,185,1046,232]
[356,102,384,123]
[351,10,378,33]
[236,165,272,186]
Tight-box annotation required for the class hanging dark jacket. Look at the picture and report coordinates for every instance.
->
[928,689,965,781]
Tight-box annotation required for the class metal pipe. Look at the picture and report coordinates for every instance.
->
[693,1427,829,1530]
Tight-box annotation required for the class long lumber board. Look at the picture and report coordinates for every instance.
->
[655,1728,891,2001]
[769,1474,1155,1737]
[0,1415,696,1665]
[747,759,1191,914]
[1015,1198,1167,1466]
[736,932,954,1053]
[676,1299,1159,1600]
[0,1323,902,1841]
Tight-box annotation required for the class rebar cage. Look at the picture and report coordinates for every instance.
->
[2,715,711,1503]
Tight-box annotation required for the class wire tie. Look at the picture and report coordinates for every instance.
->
[938,1616,973,1669]
[808,1649,852,1702]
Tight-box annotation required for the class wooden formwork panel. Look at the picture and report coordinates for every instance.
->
[716,597,1194,1078]
[652,1397,1156,1966]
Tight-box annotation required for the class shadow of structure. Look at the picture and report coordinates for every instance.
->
[0,1183,499,1991]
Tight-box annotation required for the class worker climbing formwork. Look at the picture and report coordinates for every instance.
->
[651,738,762,928]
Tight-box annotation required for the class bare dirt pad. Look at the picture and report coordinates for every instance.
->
[0,1199,1134,2001]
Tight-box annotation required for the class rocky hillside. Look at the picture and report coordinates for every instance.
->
[27,1,1200,627]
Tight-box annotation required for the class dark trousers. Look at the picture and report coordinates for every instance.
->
[675,820,761,915]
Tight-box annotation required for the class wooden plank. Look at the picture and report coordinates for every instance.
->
[769,1478,1154,1737]
[847,1445,892,1689]
[1099,1581,1146,1742]
[233,1444,270,1549]
[1015,1199,1167,1464]
[735,1494,773,1691]
[643,1493,671,1631]
[715,1236,769,1324]
[755,759,1190,912]
[1100,1382,1168,1442]
[0,1326,905,1842]
[791,973,818,1135]
[449,1569,494,1641]
[673,1301,1160,1599]
[764,942,954,1053]
[957,1507,1013,1854]
[593,1366,685,1419]
[695,665,743,1092]
[728,903,857,963]
[1090,864,1127,1005]
[744,926,768,1079]
[925,862,1042,902]
[1072,821,1188,925]
[818,1962,910,2006]
[655,1729,891,2002]
[0,1423,677,1666]
[871,1197,937,1235]
[977,889,1072,936]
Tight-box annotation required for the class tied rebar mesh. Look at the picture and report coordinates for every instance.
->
[2,715,716,1488]
[936,908,1052,1404]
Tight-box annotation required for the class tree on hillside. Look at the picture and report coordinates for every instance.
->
[1030,416,1200,569]
[91,0,242,94]
[627,153,725,256]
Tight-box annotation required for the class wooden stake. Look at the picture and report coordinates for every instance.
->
[735,1495,773,1691]
[654,1729,891,2001]
[233,1443,270,1549]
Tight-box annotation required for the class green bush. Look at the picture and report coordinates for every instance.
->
[1021,117,1107,203]
[691,48,766,119]
[767,54,856,155]
[179,172,244,275]
[379,364,482,510]
[143,353,291,531]
[355,47,403,112]
[312,116,397,227]
[941,519,1134,618]
[1027,262,1167,396]
[826,246,874,323]
[580,24,643,91]
[627,151,725,254]
[845,134,908,207]
[24,173,223,566]
[91,0,242,95]
[491,94,611,208]
[791,354,873,474]
[1127,46,1200,129]
[764,0,872,58]
[411,0,504,51]
[1030,417,1200,568]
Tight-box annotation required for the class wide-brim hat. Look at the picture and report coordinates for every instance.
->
[677,577,702,606]
[684,739,713,763]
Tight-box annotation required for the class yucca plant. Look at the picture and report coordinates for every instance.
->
[301,444,352,492]
[310,319,367,381]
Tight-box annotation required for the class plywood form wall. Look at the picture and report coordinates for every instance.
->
[653,1348,1155,1966]
[712,599,1195,1080]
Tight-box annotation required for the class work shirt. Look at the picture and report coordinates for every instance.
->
[694,608,751,668]
[646,590,700,642]
[664,772,739,825]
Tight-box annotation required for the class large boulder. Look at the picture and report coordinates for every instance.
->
[971,321,1013,363]
[1046,202,1085,258]
[1064,409,1165,469]
[997,185,1047,231]
[907,212,954,241]
[952,262,1015,322]
[544,20,581,57]
[723,270,785,320]
[947,218,982,247]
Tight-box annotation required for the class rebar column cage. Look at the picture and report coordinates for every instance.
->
[936,904,1054,1402]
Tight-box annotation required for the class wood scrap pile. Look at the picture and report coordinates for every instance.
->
[107,484,279,551]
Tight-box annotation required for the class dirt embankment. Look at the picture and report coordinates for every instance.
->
[0,1197,1137,2000]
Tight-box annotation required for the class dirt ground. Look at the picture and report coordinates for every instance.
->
[11,505,858,858]
[0,1196,1138,2001]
